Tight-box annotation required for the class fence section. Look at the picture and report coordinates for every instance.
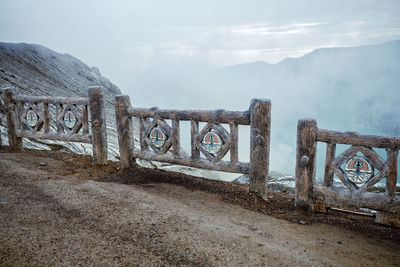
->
[0,87,108,165]
[295,119,400,226]
[115,96,271,197]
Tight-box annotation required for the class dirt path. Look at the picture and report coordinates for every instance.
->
[1,150,400,266]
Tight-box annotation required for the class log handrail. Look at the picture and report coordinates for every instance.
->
[317,128,400,149]
[128,107,250,125]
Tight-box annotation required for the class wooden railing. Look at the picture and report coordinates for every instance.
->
[295,119,400,226]
[115,95,271,197]
[0,87,108,165]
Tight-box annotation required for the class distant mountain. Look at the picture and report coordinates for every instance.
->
[0,42,121,158]
[222,40,400,137]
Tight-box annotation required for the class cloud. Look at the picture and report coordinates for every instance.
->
[225,22,326,37]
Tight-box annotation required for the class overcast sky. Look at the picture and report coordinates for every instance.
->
[1,0,400,90]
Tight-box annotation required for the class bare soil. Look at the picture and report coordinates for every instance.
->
[1,148,400,266]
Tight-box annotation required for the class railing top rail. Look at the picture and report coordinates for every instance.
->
[12,95,89,105]
[127,107,251,125]
[316,128,400,149]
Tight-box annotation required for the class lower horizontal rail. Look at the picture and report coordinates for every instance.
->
[327,207,376,218]
[16,130,92,143]
[313,185,400,214]
[132,150,250,174]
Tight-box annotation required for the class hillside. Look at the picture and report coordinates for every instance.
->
[0,42,122,158]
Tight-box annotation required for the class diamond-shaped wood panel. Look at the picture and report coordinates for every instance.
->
[331,145,389,193]
[144,118,172,154]
[196,123,231,163]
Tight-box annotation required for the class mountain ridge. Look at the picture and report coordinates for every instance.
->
[224,39,400,70]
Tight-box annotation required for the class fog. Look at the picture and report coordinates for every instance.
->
[1,0,400,177]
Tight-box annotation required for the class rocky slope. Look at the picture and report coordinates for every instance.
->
[0,42,121,158]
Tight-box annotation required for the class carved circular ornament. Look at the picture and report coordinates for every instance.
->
[149,127,167,148]
[64,111,77,129]
[26,110,38,127]
[201,130,222,155]
[344,156,373,184]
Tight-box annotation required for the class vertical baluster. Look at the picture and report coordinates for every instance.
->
[386,149,398,197]
[191,120,200,160]
[81,104,89,134]
[324,143,336,187]
[139,117,149,152]
[56,103,63,133]
[172,119,180,157]
[43,102,50,133]
[230,122,238,166]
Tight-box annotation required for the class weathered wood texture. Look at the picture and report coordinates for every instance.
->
[249,99,271,198]
[139,117,149,152]
[128,107,250,125]
[317,129,400,149]
[132,150,250,174]
[295,119,317,210]
[230,123,239,165]
[386,149,398,197]
[43,102,50,133]
[375,211,400,227]
[3,89,23,151]
[88,87,108,165]
[171,120,180,157]
[81,105,89,134]
[313,185,400,214]
[13,95,88,105]
[324,143,336,187]
[190,120,200,160]
[115,95,134,168]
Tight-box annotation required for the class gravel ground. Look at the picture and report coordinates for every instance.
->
[1,149,400,266]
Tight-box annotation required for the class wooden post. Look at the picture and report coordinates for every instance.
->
[4,89,23,151]
[115,95,134,168]
[386,149,398,197]
[324,143,336,187]
[171,119,180,157]
[249,99,271,199]
[88,86,108,165]
[295,119,317,210]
